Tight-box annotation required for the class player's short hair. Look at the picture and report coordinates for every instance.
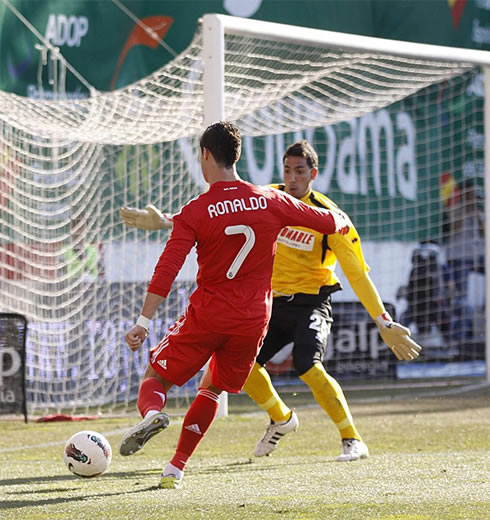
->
[200,121,241,168]
[283,140,318,170]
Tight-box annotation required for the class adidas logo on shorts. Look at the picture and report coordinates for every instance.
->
[157,359,167,370]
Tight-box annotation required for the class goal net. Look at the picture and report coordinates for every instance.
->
[0,14,488,416]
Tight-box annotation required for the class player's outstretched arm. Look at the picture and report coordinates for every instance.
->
[120,205,173,230]
[338,263,422,362]
[375,312,422,361]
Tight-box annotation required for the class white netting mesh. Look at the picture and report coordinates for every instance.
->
[0,17,484,415]
[0,25,475,144]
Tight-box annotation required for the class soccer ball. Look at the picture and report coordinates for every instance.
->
[63,430,112,478]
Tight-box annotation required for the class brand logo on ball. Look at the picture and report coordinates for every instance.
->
[89,434,111,459]
[63,430,112,478]
[65,443,89,463]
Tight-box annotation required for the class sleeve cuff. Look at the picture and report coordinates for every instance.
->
[375,312,393,327]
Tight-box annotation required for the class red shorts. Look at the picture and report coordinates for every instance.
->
[150,310,265,393]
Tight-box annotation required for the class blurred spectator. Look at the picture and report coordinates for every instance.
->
[398,240,450,347]
[445,178,485,341]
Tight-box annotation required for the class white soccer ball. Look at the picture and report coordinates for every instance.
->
[63,430,112,478]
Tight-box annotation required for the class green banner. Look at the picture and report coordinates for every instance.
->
[1,0,490,96]
[233,71,483,241]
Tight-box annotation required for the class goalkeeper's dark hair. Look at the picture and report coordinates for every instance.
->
[200,121,241,168]
[283,140,318,170]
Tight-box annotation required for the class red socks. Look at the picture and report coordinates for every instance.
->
[137,377,167,417]
[170,388,220,471]
[138,381,221,472]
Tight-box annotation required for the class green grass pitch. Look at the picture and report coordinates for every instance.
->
[0,384,489,519]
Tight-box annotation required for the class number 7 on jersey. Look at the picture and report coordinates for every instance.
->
[224,225,256,279]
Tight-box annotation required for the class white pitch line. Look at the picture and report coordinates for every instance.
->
[0,427,128,454]
[0,417,185,454]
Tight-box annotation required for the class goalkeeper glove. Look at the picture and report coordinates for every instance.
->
[375,312,422,361]
[119,205,173,230]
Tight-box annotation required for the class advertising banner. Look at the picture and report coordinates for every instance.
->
[0,313,28,421]
[1,1,490,98]
[23,281,195,410]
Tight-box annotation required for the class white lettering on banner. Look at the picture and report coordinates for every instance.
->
[277,227,315,251]
[0,389,15,403]
[45,14,89,47]
[242,107,417,200]
[324,324,385,361]
[378,110,396,197]
[396,112,417,201]
[25,318,159,383]
[337,120,358,194]
[358,111,395,197]
[0,348,21,386]
[208,196,267,218]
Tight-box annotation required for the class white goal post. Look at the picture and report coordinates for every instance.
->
[1,14,490,418]
[202,13,490,389]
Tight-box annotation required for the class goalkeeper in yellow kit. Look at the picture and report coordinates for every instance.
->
[120,140,421,462]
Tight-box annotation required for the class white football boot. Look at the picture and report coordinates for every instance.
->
[119,412,169,456]
[336,438,369,462]
[254,411,299,457]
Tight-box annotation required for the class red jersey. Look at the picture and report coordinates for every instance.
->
[148,179,338,335]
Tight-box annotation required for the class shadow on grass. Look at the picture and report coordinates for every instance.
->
[0,468,161,487]
[191,456,336,477]
[0,485,160,511]
[1,456,340,510]
[0,469,165,510]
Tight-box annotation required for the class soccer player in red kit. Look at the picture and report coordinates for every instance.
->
[120,121,349,489]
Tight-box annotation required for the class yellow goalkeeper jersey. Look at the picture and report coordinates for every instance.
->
[270,185,385,319]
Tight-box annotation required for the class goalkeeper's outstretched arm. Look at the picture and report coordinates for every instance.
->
[331,227,422,361]
[119,205,173,230]
[348,273,422,361]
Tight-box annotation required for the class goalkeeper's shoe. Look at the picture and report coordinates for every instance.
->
[159,474,183,489]
[254,411,299,457]
[337,438,369,462]
[119,412,169,456]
